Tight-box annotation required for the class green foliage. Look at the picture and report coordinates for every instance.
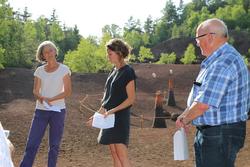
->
[57,25,81,62]
[21,21,38,68]
[138,46,154,62]
[228,36,235,45]
[215,5,250,30]
[102,24,121,38]
[151,21,171,45]
[243,55,249,66]
[157,52,176,64]
[181,43,196,64]
[124,16,142,33]
[246,48,250,59]
[124,30,149,55]
[162,0,178,23]
[49,22,64,42]
[1,0,250,69]
[128,54,137,63]
[0,47,5,69]
[64,35,112,73]
[0,4,80,68]
[64,38,98,73]
[144,15,154,35]
[94,33,113,72]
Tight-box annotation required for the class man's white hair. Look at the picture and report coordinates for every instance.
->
[200,18,228,38]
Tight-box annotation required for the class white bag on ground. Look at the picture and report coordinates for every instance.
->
[173,128,189,160]
[0,122,14,167]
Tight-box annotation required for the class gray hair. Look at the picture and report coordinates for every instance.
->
[36,41,58,62]
[200,18,228,38]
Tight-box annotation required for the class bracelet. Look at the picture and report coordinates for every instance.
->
[180,117,190,125]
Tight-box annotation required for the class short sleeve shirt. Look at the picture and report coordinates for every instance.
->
[187,43,249,126]
[34,63,71,110]
[102,65,136,110]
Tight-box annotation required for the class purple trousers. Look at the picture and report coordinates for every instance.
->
[20,109,66,167]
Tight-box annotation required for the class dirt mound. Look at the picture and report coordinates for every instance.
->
[151,31,250,63]
[0,64,249,167]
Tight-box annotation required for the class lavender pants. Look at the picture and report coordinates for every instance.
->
[20,109,66,167]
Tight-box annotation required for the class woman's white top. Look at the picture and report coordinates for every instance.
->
[34,63,71,110]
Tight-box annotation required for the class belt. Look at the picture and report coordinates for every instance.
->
[196,125,215,130]
[196,121,246,131]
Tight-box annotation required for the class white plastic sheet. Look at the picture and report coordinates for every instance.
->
[173,128,189,160]
[0,122,14,167]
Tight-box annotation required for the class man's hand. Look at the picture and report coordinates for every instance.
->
[176,115,191,133]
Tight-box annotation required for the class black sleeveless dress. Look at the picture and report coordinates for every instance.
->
[98,65,136,146]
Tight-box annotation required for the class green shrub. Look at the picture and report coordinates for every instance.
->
[181,43,196,64]
[157,52,176,64]
[0,47,5,69]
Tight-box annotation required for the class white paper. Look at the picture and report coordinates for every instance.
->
[92,112,115,129]
[173,128,189,160]
[4,130,10,138]
[43,101,61,112]
[0,123,14,167]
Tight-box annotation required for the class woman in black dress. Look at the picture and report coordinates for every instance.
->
[88,39,136,167]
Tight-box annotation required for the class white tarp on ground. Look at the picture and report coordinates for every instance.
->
[0,122,14,167]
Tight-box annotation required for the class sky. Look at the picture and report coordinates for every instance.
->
[8,0,191,38]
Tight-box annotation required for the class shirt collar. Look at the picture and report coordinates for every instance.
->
[201,42,228,69]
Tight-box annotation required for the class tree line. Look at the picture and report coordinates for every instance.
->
[0,0,250,72]
[0,0,81,69]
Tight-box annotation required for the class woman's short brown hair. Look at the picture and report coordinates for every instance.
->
[36,41,58,62]
[106,39,131,58]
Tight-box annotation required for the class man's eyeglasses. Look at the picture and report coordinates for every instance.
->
[194,32,216,39]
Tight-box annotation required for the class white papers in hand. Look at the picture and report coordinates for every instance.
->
[173,128,189,160]
[92,112,115,129]
[43,101,61,112]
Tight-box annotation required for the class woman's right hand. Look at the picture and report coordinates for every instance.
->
[38,96,45,104]
[97,107,106,114]
[86,116,93,127]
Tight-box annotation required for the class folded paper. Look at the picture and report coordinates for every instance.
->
[92,112,115,129]
[173,128,189,160]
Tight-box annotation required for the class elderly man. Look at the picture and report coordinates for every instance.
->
[176,18,250,167]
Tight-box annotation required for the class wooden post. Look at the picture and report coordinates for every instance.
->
[167,69,176,106]
[140,115,144,129]
[152,91,167,128]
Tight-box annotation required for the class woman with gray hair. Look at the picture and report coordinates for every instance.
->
[20,41,72,167]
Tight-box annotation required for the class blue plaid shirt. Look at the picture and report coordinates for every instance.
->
[187,43,250,126]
